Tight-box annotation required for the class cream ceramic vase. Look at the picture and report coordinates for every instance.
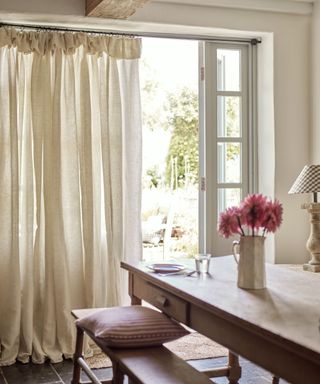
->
[232,236,266,289]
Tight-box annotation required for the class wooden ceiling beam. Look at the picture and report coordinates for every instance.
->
[86,0,151,19]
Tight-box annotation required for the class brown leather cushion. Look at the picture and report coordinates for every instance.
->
[76,306,189,348]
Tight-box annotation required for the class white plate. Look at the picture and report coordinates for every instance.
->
[147,263,185,274]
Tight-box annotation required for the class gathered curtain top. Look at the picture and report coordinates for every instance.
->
[0,27,141,59]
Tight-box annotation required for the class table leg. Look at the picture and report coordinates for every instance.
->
[72,326,84,384]
[129,272,142,305]
[112,361,125,384]
[131,296,141,305]
[228,351,241,384]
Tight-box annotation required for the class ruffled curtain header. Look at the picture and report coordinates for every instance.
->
[0,27,141,59]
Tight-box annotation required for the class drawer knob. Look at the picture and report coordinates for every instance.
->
[156,295,169,307]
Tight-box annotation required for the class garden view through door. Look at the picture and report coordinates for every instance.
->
[140,38,249,260]
[140,37,199,261]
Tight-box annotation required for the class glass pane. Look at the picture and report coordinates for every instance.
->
[218,188,241,217]
[217,143,241,183]
[217,49,240,92]
[217,96,241,137]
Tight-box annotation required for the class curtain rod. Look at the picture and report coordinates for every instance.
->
[0,22,261,45]
[0,22,135,38]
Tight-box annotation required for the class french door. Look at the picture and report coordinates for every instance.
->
[199,41,257,256]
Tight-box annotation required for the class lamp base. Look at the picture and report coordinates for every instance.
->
[303,263,320,272]
[302,203,320,273]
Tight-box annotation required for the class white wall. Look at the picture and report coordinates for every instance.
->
[0,0,312,263]
[312,1,320,164]
[0,0,85,15]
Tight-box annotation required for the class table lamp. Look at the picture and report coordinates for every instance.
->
[289,164,320,272]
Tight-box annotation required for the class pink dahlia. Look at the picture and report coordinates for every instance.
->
[218,206,242,238]
[217,193,283,238]
[240,194,268,232]
[261,199,283,233]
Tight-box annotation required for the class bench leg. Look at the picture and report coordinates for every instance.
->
[72,326,84,384]
[228,351,241,384]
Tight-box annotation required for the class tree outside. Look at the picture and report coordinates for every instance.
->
[165,88,199,189]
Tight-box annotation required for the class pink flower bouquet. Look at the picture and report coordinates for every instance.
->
[218,194,283,238]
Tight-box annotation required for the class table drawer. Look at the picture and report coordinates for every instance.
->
[132,276,188,324]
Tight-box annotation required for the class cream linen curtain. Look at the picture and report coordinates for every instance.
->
[0,28,142,365]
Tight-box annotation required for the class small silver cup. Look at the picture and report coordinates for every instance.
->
[194,253,211,274]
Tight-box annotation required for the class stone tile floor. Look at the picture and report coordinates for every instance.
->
[0,356,289,384]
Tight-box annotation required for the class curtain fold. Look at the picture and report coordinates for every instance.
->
[0,28,141,58]
[0,28,142,365]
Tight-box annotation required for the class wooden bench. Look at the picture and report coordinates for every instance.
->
[71,308,217,384]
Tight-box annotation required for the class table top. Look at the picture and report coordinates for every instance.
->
[122,256,320,362]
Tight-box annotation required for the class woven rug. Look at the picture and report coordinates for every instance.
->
[86,332,228,369]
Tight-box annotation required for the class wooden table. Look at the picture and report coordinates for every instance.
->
[121,256,320,384]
